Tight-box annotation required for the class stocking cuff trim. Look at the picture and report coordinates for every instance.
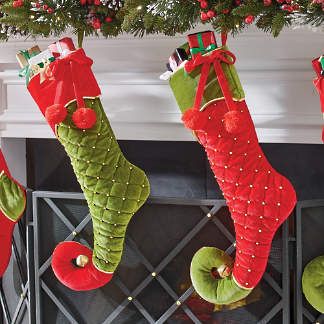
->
[200,96,245,112]
[232,274,254,290]
[93,260,114,274]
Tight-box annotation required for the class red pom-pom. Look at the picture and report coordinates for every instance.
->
[45,104,67,125]
[72,107,97,129]
[182,108,206,130]
[224,110,241,133]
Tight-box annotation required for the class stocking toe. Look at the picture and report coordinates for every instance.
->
[52,241,113,291]
[190,247,252,305]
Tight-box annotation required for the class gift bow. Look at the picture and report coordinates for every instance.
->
[189,32,217,56]
[190,43,217,55]
[184,49,237,112]
[44,49,95,109]
[48,49,93,79]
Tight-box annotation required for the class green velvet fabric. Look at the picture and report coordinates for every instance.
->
[0,172,25,222]
[302,255,324,313]
[190,247,251,305]
[57,98,150,273]
[169,46,245,113]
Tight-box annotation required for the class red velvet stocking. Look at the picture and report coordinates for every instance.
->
[0,150,26,277]
[312,57,324,142]
[182,50,297,289]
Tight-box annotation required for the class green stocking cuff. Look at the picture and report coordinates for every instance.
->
[302,255,324,313]
[169,46,245,113]
[0,172,26,222]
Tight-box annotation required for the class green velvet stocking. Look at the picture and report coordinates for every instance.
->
[56,98,150,273]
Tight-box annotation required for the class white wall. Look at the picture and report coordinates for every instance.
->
[0,26,323,143]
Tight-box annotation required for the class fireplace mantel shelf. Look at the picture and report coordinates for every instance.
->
[0,27,323,143]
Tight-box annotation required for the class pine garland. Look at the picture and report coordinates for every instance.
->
[0,0,324,43]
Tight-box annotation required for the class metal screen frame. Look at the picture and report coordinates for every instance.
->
[30,191,291,324]
[295,200,324,324]
[0,189,35,324]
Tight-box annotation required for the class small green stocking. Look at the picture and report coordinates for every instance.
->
[52,98,150,290]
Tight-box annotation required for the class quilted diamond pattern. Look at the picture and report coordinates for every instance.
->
[57,97,150,273]
[184,99,296,289]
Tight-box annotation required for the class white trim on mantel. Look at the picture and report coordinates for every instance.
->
[0,26,323,143]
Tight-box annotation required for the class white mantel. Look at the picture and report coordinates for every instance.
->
[0,27,324,144]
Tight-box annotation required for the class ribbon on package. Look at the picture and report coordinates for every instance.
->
[18,50,40,85]
[189,33,217,56]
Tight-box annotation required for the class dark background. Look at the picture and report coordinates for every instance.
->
[26,139,324,201]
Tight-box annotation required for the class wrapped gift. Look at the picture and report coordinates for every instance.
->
[16,45,41,68]
[168,48,189,71]
[17,46,42,84]
[48,37,76,58]
[188,31,217,57]
[28,49,55,67]
[169,43,245,112]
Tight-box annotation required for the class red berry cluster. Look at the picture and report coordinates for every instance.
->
[80,0,114,30]
[29,2,55,14]
[12,0,23,8]
[197,0,215,22]
[277,0,300,12]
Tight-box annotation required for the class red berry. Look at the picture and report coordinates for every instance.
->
[35,2,41,8]
[47,7,53,13]
[235,0,241,5]
[292,4,300,10]
[285,0,292,3]
[80,0,86,4]
[94,0,101,5]
[207,10,215,18]
[43,4,48,10]
[277,0,285,3]
[263,0,272,6]
[91,18,101,29]
[200,11,208,21]
[245,15,254,24]
[13,0,23,7]
[222,9,230,14]
[200,0,208,9]
[282,4,293,12]
[105,16,113,23]
[72,108,97,129]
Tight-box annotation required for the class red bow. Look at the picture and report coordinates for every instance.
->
[46,49,95,109]
[184,49,237,112]
[49,49,93,79]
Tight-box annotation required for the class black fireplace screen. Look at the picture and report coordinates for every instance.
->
[5,191,289,324]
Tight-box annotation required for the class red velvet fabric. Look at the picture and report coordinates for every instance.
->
[27,49,101,132]
[312,57,324,142]
[182,100,296,288]
[0,150,25,277]
[181,44,296,289]
[52,241,113,291]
